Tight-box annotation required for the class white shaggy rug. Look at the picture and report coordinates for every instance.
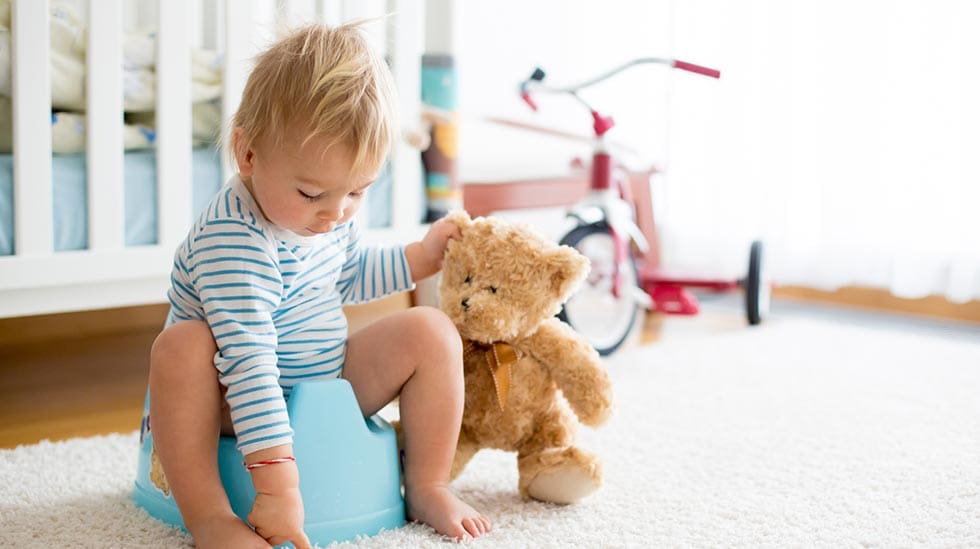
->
[2,307,979,548]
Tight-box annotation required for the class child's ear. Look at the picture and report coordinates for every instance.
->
[232,127,255,177]
[546,246,590,300]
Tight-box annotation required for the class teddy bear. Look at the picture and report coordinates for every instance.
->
[440,210,614,504]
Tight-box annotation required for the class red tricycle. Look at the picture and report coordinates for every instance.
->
[465,58,769,356]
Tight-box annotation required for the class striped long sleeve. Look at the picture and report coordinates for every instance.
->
[181,216,291,455]
[164,176,415,455]
[336,218,414,304]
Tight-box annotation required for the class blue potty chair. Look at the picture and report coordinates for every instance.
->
[133,379,406,545]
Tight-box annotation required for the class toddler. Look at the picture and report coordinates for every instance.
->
[148,23,489,548]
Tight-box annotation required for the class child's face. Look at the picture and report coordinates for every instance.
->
[235,129,376,236]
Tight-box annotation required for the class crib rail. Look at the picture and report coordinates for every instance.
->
[157,0,194,250]
[0,0,424,318]
[11,0,53,256]
[87,0,125,252]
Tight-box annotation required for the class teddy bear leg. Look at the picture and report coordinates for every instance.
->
[517,446,603,504]
[450,430,480,481]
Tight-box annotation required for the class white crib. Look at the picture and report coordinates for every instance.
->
[0,0,426,319]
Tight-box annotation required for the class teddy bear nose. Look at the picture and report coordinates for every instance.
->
[461,298,470,310]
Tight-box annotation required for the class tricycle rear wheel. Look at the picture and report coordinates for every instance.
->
[745,240,769,325]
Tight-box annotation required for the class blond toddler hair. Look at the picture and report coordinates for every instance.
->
[231,22,397,177]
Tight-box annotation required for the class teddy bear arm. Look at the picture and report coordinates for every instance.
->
[524,318,614,427]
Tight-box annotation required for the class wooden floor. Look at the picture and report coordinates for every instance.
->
[0,295,414,449]
[0,327,156,448]
[1,285,974,449]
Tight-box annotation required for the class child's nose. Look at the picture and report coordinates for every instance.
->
[318,201,344,221]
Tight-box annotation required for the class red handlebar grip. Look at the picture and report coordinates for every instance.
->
[521,92,538,111]
[672,60,721,78]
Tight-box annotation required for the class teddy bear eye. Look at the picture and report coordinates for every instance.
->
[464,275,472,284]
[488,286,497,294]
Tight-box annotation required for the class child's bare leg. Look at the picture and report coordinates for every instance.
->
[344,306,490,539]
[149,320,270,549]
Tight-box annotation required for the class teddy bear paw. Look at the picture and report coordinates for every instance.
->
[526,461,600,504]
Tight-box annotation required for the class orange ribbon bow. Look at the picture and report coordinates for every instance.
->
[464,340,522,411]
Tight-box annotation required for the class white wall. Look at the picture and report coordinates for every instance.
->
[661,0,980,300]
[452,1,980,301]
[454,0,693,182]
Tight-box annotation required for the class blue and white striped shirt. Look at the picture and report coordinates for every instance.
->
[165,175,413,455]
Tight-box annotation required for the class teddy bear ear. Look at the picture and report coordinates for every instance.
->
[546,245,591,300]
[443,210,473,231]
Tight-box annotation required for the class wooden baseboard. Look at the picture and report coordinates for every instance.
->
[634,285,978,349]
[774,285,980,324]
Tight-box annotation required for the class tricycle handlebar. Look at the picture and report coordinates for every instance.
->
[671,60,721,79]
[520,57,720,108]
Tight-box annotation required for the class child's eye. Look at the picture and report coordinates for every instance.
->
[464,275,472,284]
[299,190,320,202]
[349,190,366,198]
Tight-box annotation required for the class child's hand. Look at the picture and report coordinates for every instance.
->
[245,445,311,548]
[248,487,312,549]
[421,217,462,266]
[406,216,463,281]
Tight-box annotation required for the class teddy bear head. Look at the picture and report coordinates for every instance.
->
[439,211,590,343]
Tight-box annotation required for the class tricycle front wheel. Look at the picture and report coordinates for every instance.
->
[558,222,643,356]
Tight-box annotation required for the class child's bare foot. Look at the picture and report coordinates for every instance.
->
[406,484,491,540]
[189,513,271,549]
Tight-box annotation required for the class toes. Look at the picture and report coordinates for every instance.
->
[462,517,481,538]
[461,516,491,538]
[446,522,469,542]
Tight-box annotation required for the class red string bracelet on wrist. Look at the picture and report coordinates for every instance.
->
[243,456,296,471]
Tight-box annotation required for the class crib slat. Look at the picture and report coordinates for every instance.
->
[341,0,385,51]
[280,0,318,27]
[387,0,424,230]
[87,0,125,251]
[221,1,254,183]
[11,0,54,255]
[201,0,223,51]
[157,0,194,250]
[318,0,343,25]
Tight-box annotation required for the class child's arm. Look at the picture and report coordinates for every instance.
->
[335,221,420,304]
[181,222,308,544]
[404,217,462,281]
[245,443,313,549]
